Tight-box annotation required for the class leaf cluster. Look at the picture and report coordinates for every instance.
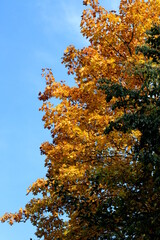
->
[1,1,160,239]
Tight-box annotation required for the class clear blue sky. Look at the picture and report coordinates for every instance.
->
[0,1,120,239]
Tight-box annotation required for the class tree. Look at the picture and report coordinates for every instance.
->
[98,24,160,239]
[1,1,160,239]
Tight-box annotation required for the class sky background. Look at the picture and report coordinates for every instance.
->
[0,1,120,239]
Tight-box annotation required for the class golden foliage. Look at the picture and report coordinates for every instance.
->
[1,0,159,239]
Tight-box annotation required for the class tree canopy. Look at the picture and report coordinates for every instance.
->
[99,24,160,239]
[1,0,160,239]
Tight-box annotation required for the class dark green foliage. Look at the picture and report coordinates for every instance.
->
[136,25,160,63]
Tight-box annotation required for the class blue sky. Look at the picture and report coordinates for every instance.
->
[0,1,120,239]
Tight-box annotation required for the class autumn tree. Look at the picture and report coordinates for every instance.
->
[1,0,160,239]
